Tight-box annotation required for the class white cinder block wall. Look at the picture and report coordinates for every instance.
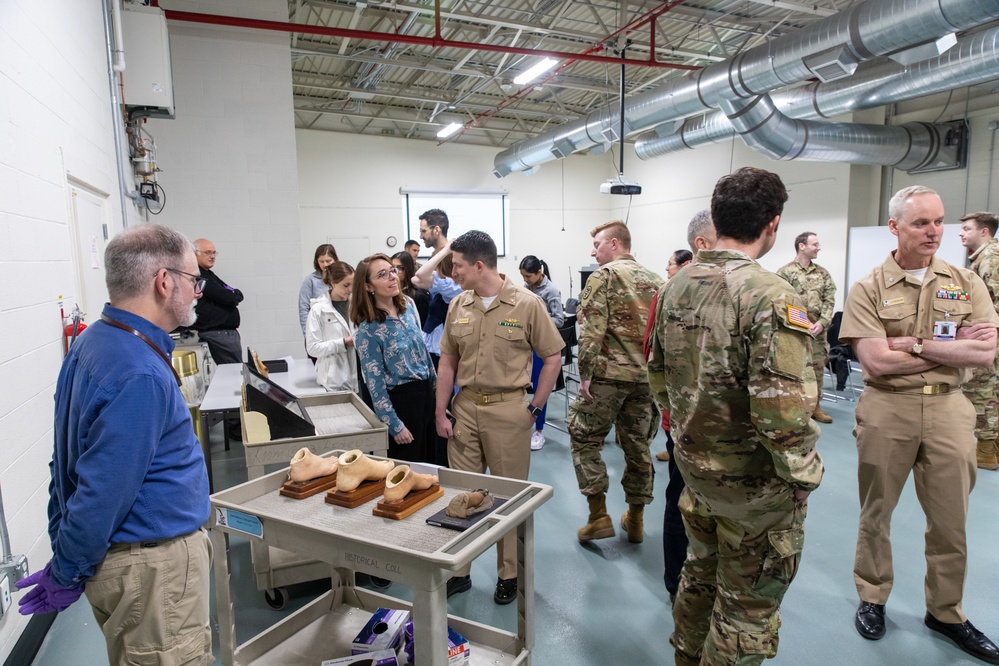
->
[296,130,854,312]
[148,0,302,360]
[0,0,140,657]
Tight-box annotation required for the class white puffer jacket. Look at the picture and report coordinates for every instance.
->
[305,292,358,392]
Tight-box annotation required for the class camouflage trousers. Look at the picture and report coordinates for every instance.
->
[568,378,657,504]
[962,351,999,442]
[671,489,806,666]
[812,338,828,395]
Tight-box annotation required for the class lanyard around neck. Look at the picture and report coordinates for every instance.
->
[100,315,182,387]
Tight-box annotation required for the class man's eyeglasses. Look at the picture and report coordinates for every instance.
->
[373,267,399,281]
[197,250,218,257]
[167,268,206,294]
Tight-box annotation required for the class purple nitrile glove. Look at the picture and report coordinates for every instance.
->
[16,561,85,615]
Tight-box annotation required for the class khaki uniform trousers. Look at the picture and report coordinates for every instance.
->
[449,388,533,579]
[670,490,806,666]
[85,528,213,666]
[853,387,977,623]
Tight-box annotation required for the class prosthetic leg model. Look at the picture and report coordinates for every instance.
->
[280,448,339,499]
[325,450,394,508]
[374,465,444,520]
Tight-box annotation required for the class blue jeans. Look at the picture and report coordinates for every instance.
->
[530,351,548,430]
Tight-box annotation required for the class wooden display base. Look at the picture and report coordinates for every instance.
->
[372,485,445,520]
[325,478,386,508]
[279,473,338,499]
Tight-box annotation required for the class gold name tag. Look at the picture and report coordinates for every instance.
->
[882,297,906,307]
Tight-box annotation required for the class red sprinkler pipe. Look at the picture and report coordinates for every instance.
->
[157,7,698,71]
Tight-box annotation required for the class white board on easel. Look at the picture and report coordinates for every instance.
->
[846,224,968,295]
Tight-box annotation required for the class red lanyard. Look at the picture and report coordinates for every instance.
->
[100,315,182,387]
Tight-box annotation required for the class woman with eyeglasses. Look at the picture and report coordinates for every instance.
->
[391,251,430,325]
[666,249,693,279]
[519,255,565,451]
[305,261,358,392]
[351,254,436,463]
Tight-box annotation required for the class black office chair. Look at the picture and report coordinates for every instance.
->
[565,298,579,315]
[547,320,579,432]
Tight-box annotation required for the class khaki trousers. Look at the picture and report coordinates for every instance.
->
[853,388,976,623]
[85,528,213,666]
[449,388,533,579]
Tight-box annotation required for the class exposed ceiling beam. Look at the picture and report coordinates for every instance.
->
[739,0,836,17]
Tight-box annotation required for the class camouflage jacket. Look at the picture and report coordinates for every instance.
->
[776,259,836,328]
[648,249,823,515]
[578,255,663,383]
[970,238,999,315]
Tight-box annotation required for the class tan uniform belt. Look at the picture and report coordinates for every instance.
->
[865,382,952,396]
[461,387,526,405]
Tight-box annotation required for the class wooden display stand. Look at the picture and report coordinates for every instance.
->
[279,473,338,500]
[325,479,386,508]
[372,485,445,520]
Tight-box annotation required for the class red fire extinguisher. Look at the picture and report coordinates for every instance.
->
[64,305,87,353]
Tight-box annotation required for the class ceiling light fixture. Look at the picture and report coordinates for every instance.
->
[514,58,558,85]
[436,122,463,138]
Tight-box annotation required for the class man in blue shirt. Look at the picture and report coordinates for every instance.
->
[17,225,213,665]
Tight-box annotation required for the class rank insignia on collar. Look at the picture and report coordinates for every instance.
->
[786,304,812,330]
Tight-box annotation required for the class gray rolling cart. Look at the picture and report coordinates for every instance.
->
[240,391,389,608]
[210,461,552,666]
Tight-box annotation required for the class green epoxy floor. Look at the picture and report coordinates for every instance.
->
[31,385,999,665]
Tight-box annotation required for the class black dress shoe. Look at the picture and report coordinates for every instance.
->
[925,613,999,664]
[855,601,886,640]
[446,575,471,598]
[494,577,517,605]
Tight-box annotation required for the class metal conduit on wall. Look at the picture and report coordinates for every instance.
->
[492,0,999,177]
[635,25,999,160]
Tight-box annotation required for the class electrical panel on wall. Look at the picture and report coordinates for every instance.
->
[120,4,175,119]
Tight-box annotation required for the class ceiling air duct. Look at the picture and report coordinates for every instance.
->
[492,0,999,177]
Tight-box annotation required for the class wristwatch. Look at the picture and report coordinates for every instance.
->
[911,338,924,356]
[527,404,543,418]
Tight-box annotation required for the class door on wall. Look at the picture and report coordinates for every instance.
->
[67,180,114,319]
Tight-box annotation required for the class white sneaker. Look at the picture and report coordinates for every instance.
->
[530,431,545,451]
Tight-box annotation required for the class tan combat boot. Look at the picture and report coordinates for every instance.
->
[577,494,615,542]
[977,439,998,471]
[812,403,833,424]
[621,504,644,543]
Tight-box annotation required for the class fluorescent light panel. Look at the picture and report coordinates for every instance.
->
[436,122,462,138]
[514,58,558,85]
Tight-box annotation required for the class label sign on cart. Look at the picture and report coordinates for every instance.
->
[215,508,263,539]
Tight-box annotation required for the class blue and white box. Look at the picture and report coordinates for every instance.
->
[322,648,399,665]
[351,608,410,655]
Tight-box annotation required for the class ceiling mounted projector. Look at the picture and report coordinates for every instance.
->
[600,180,642,195]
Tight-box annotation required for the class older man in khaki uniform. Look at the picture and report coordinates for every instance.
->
[435,230,564,605]
[958,211,999,470]
[841,186,999,664]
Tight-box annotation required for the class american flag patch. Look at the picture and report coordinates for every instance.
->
[787,304,812,330]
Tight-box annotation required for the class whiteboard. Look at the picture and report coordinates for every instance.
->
[846,224,968,294]
[402,192,510,258]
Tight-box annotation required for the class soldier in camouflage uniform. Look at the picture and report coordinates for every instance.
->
[648,168,823,666]
[776,232,837,424]
[959,211,999,470]
[569,220,664,544]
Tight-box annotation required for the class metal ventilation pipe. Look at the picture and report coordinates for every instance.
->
[635,25,999,159]
[492,0,999,178]
[718,94,948,170]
